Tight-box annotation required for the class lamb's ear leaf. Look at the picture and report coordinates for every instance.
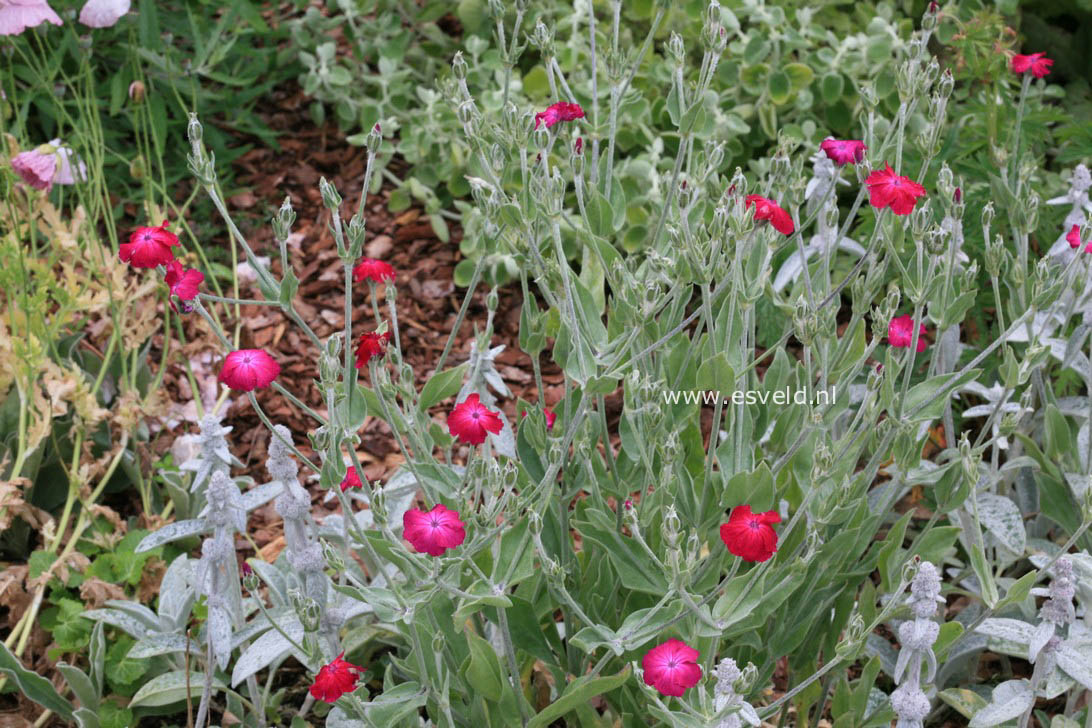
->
[0,642,75,721]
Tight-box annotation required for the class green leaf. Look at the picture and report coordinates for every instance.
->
[768,71,792,105]
[783,63,814,91]
[821,72,844,103]
[993,570,1037,612]
[418,364,468,411]
[526,668,631,728]
[57,663,98,712]
[903,369,982,422]
[743,36,770,64]
[128,671,226,708]
[0,642,74,721]
[462,629,505,702]
[696,354,735,393]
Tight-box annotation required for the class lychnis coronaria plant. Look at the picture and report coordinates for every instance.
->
[115,2,1092,727]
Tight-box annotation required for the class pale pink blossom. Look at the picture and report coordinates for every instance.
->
[78,0,129,28]
[0,0,62,36]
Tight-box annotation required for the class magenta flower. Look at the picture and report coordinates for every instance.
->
[164,260,204,312]
[1067,225,1092,254]
[447,393,503,446]
[340,467,366,492]
[0,0,62,36]
[720,505,781,562]
[819,138,867,166]
[218,350,280,392]
[78,0,129,28]
[353,258,395,284]
[1011,52,1053,79]
[534,101,585,130]
[403,504,466,556]
[642,640,702,697]
[120,220,180,268]
[745,195,795,236]
[888,315,928,353]
[865,164,927,216]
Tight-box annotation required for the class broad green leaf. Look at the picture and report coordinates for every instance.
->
[129,671,226,708]
[0,642,74,720]
[526,668,631,728]
[419,364,468,410]
[462,629,505,702]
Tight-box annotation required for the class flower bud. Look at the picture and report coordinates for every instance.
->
[241,562,259,592]
[319,177,342,210]
[662,505,681,548]
[128,80,145,103]
[187,112,203,145]
[365,123,382,153]
[451,51,468,81]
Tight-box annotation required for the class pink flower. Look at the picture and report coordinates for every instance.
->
[819,138,867,166]
[888,314,928,352]
[10,149,55,191]
[78,0,129,28]
[745,195,795,235]
[352,258,395,284]
[218,349,280,392]
[0,0,62,36]
[1067,225,1092,254]
[447,393,503,445]
[642,639,702,697]
[403,503,466,556]
[1011,52,1053,79]
[354,331,391,368]
[720,505,781,562]
[164,260,204,312]
[340,467,366,492]
[865,164,927,216]
[119,220,180,268]
[310,652,365,703]
[534,101,585,129]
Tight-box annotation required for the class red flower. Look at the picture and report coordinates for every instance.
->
[534,101,585,129]
[352,258,395,284]
[888,314,928,352]
[403,503,466,556]
[1011,52,1053,79]
[164,260,203,312]
[719,505,781,562]
[745,195,795,235]
[448,393,503,445]
[218,350,280,392]
[1067,224,1092,254]
[865,164,927,216]
[355,331,391,368]
[340,467,366,492]
[819,138,867,166]
[120,220,179,268]
[642,639,702,697]
[309,652,365,703]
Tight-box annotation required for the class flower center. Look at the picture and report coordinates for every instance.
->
[666,658,678,669]
[430,517,442,529]
[471,411,480,420]
[748,520,761,530]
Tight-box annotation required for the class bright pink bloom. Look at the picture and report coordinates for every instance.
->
[403,503,466,556]
[352,258,395,284]
[0,0,62,36]
[720,505,781,562]
[164,260,203,312]
[354,331,391,369]
[218,349,280,392]
[534,101,585,129]
[78,0,129,28]
[745,194,795,235]
[10,149,55,191]
[340,467,366,492]
[309,652,365,703]
[120,221,180,268]
[888,314,928,352]
[865,164,927,216]
[1011,52,1053,79]
[819,138,867,166]
[241,562,253,577]
[642,639,702,697]
[1066,224,1092,254]
[448,393,503,445]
